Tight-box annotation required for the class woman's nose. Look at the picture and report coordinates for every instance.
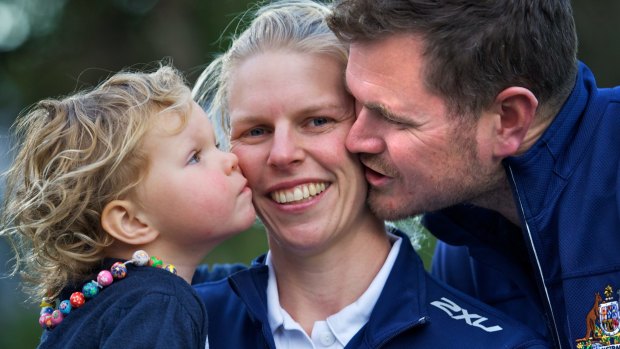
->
[267,126,304,169]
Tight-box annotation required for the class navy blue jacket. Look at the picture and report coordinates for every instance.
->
[426,62,620,349]
[194,231,549,348]
[38,260,208,349]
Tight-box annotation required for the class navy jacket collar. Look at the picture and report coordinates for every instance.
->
[504,62,601,221]
[226,230,429,347]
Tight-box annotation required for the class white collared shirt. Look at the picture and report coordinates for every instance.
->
[265,234,402,349]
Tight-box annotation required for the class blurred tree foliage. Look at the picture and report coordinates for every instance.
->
[0,0,618,348]
[0,0,260,129]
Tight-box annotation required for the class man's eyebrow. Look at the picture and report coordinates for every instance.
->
[365,102,403,122]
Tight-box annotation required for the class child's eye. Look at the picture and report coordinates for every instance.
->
[188,151,201,164]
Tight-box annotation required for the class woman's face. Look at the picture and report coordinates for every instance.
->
[228,50,371,256]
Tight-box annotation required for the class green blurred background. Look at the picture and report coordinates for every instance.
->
[0,0,618,347]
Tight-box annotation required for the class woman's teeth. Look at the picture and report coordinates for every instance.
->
[270,182,327,204]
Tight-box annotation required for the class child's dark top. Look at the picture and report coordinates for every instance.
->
[37,259,208,349]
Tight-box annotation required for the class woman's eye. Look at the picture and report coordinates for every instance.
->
[188,151,201,164]
[248,128,266,137]
[310,117,329,127]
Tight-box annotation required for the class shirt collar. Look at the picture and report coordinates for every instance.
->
[265,233,402,347]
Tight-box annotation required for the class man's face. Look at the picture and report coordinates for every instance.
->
[345,33,503,220]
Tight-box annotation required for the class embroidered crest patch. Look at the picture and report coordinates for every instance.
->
[576,285,620,348]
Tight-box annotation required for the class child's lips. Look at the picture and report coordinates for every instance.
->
[240,181,252,195]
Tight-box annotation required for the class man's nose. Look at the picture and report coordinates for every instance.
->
[346,107,385,155]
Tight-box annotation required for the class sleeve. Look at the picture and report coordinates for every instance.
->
[100,291,208,349]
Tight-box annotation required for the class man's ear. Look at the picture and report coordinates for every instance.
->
[490,87,538,158]
[101,200,158,245]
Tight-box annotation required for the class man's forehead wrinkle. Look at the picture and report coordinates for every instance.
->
[347,55,404,86]
[347,65,410,119]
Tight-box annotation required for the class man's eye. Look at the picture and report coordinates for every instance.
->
[380,113,410,128]
[386,117,406,126]
[188,151,201,164]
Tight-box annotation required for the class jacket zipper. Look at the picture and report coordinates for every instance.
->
[507,165,563,349]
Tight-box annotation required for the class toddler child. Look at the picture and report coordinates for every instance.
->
[0,64,256,348]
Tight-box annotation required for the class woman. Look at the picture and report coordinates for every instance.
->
[192,1,549,347]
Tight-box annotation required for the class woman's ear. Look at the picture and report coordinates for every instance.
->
[490,87,538,158]
[101,200,159,245]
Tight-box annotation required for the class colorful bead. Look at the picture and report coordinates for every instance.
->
[97,270,114,286]
[40,306,54,315]
[132,250,150,266]
[149,256,163,268]
[163,264,177,275]
[38,314,46,327]
[69,292,85,308]
[51,310,64,326]
[59,300,72,315]
[110,262,127,279]
[39,313,53,329]
[38,250,175,330]
[82,281,99,298]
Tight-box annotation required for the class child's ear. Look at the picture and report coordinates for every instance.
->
[490,86,538,158]
[101,200,158,245]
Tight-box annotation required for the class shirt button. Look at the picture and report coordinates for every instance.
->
[320,332,336,346]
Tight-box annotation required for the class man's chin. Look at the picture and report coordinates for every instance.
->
[367,191,411,221]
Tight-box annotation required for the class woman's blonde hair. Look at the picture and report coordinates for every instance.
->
[0,64,191,302]
[192,0,348,149]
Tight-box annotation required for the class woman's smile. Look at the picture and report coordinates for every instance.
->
[270,182,329,204]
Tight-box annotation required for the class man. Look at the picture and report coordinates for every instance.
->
[328,1,620,348]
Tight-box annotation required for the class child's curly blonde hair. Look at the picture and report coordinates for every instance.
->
[0,64,192,302]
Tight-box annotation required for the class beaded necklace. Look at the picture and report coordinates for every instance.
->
[38,250,177,330]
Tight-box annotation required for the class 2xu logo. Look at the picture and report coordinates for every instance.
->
[430,297,503,333]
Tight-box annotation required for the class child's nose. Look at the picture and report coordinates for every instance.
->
[224,151,239,175]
